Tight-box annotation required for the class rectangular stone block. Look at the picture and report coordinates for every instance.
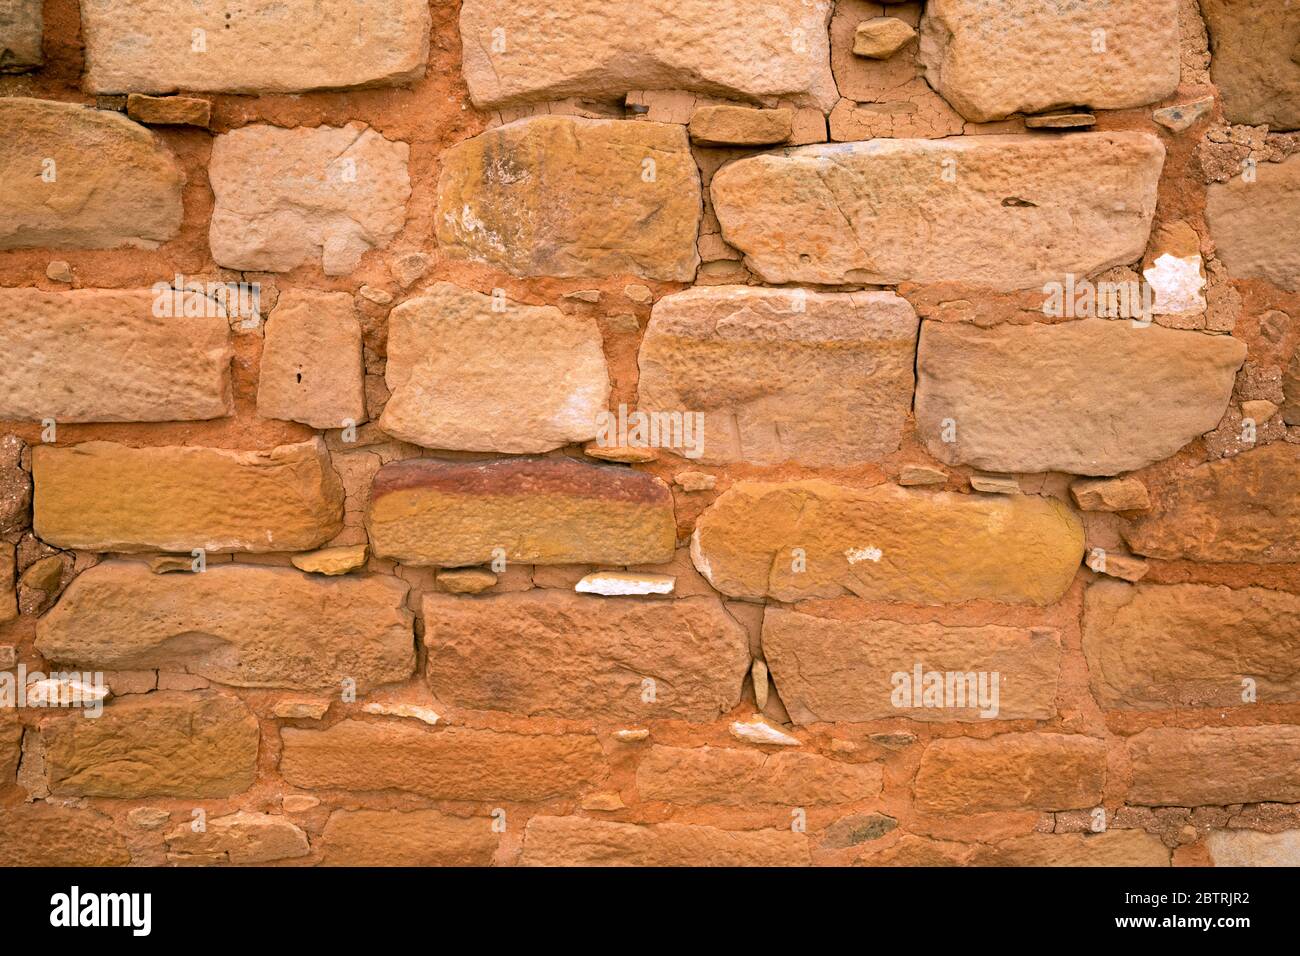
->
[36,562,413,692]
[521,816,810,866]
[367,457,675,567]
[436,116,701,281]
[0,805,129,866]
[423,591,749,720]
[638,286,919,466]
[33,439,344,554]
[971,831,1170,867]
[711,132,1164,288]
[280,720,605,801]
[914,319,1245,475]
[1206,153,1300,291]
[256,291,366,430]
[1202,0,1300,131]
[762,608,1061,723]
[0,0,41,72]
[459,0,837,110]
[914,733,1107,813]
[81,0,430,94]
[0,288,233,423]
[1127,726,1300,806]
[42,691,259,798]
[635,745,882,806]
[320,809,499,866]
[1206,829,1300,867]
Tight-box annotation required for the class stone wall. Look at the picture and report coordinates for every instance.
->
[1,0,1299,867]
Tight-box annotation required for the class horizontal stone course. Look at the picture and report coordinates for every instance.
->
[522,816,810,866]
[320,809,499,866]
[635,745,883,805]
[1126,726,1300,806]
[914,733,1107,813]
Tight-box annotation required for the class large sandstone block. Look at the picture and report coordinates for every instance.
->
[1126,726,1300,806]
[33,438,344,553]
[0,288,232,423]
[710,132,1164,288]
[637,286,918,466]
[42,691,259,798]
[762,608,1060,723]
[1206,154,1300,291]
[1083,581,1300,709]
[423,591,749,720]
[165,811,309,865]
[1206,830,1300,867]
[0,98,183,250]
[381,283,609,453]
[0,805,129,866]
[436,117,701,281]
[368,457,675,567]
[914,733,1107,813]
[972,831,1170,867]
[320,809,499,866]
[691,480,1084,605]
[36,562,413,692]
[81,0,430,94]
[280,721,605,801]
[636,746,882,806]
[459,0,836,110]
[918,0,1180,122]
[209,124,410,275]
[257,291,365,430]
[914,319,1246,475]
[0,0,41,72]
[1123,444,1300,563]
[522,817,810,867]
[1201,0,1300,131]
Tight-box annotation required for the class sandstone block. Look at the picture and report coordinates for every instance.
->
[0,805,129,866]
[423,591,749,720]
[33,438,344,553]
[459,0,836,110]
[918,0,1180,122]
[0,543,15,625]
[280,721,605,800]
[1206,829,1300,867]
[972,831,1170,867]
[291,544,368,576]
[0,0,41,72]
[82,0,430,94]
[1070,477,1150,512]
[368,457,675,567]
[914,733,1107,813]
[1206,154,1300,291]
[637,286,918,466]
[1127,726,1300,806]
[126,94,211,127]
[0,98,183,250]
[762,608,1061,723]
[914,319,1245,475]
[521,816,810,866]
[636,745,882,805]
[165,811,310,865]
[320,809,498,866]
[1201,0,1300,130]
[42,691,259,798]
[689,106,793,146]
[854,18,917,59]
[36,562,413,692]
[691,480,1084,605]
[0,288,232,423]
[209,124,410,275]
[436,117,700,281]
[380,283,609,453]
[1123,444,1300,563]
[711,132,1164,288]
[257,291,366,429]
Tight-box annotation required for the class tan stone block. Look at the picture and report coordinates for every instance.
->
[1201,0,1300,130]
[972,831,1170,866]
[1206,829,1300,867]
[33,438,344,553]
[165,811,310,865]
[257,291,366,429]
[0,805,129,866]
[636,745,882,805]
[521,816,810,866]
[854,18,917,59]
[1127,726,1300,806]
[126,94,211,127]
[1206,154,1300,291]
[1071,478,1150,512]
[688,106,793,146]
[290,544,368,576]
[914,733,1107,813]
[0,542,15,624]
[320,809,498,866]
[0,0,42,72]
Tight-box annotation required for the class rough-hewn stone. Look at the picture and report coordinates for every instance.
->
[918,0,1180,122]
[1123,444,1300,563]
[711,132,1164,288]
[436,117,700,281]
[0,98,183,250]
[36,562,413,692]
[166,812,310,865]
[291,544,368,576]
[81,0,430,94]
[459,0,837,110]
[636,745,882,805]
[1083,581,1300,709]
[637,286,918,466]
[691,480,1084,605]
[914,319,1245,475]
[1206,829,1300,867]
[0,805,130,866]
[423,591,748,720]
[42,691,259,798]
[280,721,605,800]
[320,809,498,866]
[1070,477,1150,512]
[1206,154,1300,291]
[1201,0,1300,131]
[914,734,1107,813]
[1127,726,1300,806]
[689,106,793,146]
[33,439,344,553]
[0,288,232,423]
[762,609,1061,723]
[855,18,917,59]
[0,0,41,72]
[522,816,810,866]
[972,831,1170,867]
[380,283,609,453]
[368,457,675,567]
[126,94,212,127]
[257,291,366,429]
[209,124,410,275]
